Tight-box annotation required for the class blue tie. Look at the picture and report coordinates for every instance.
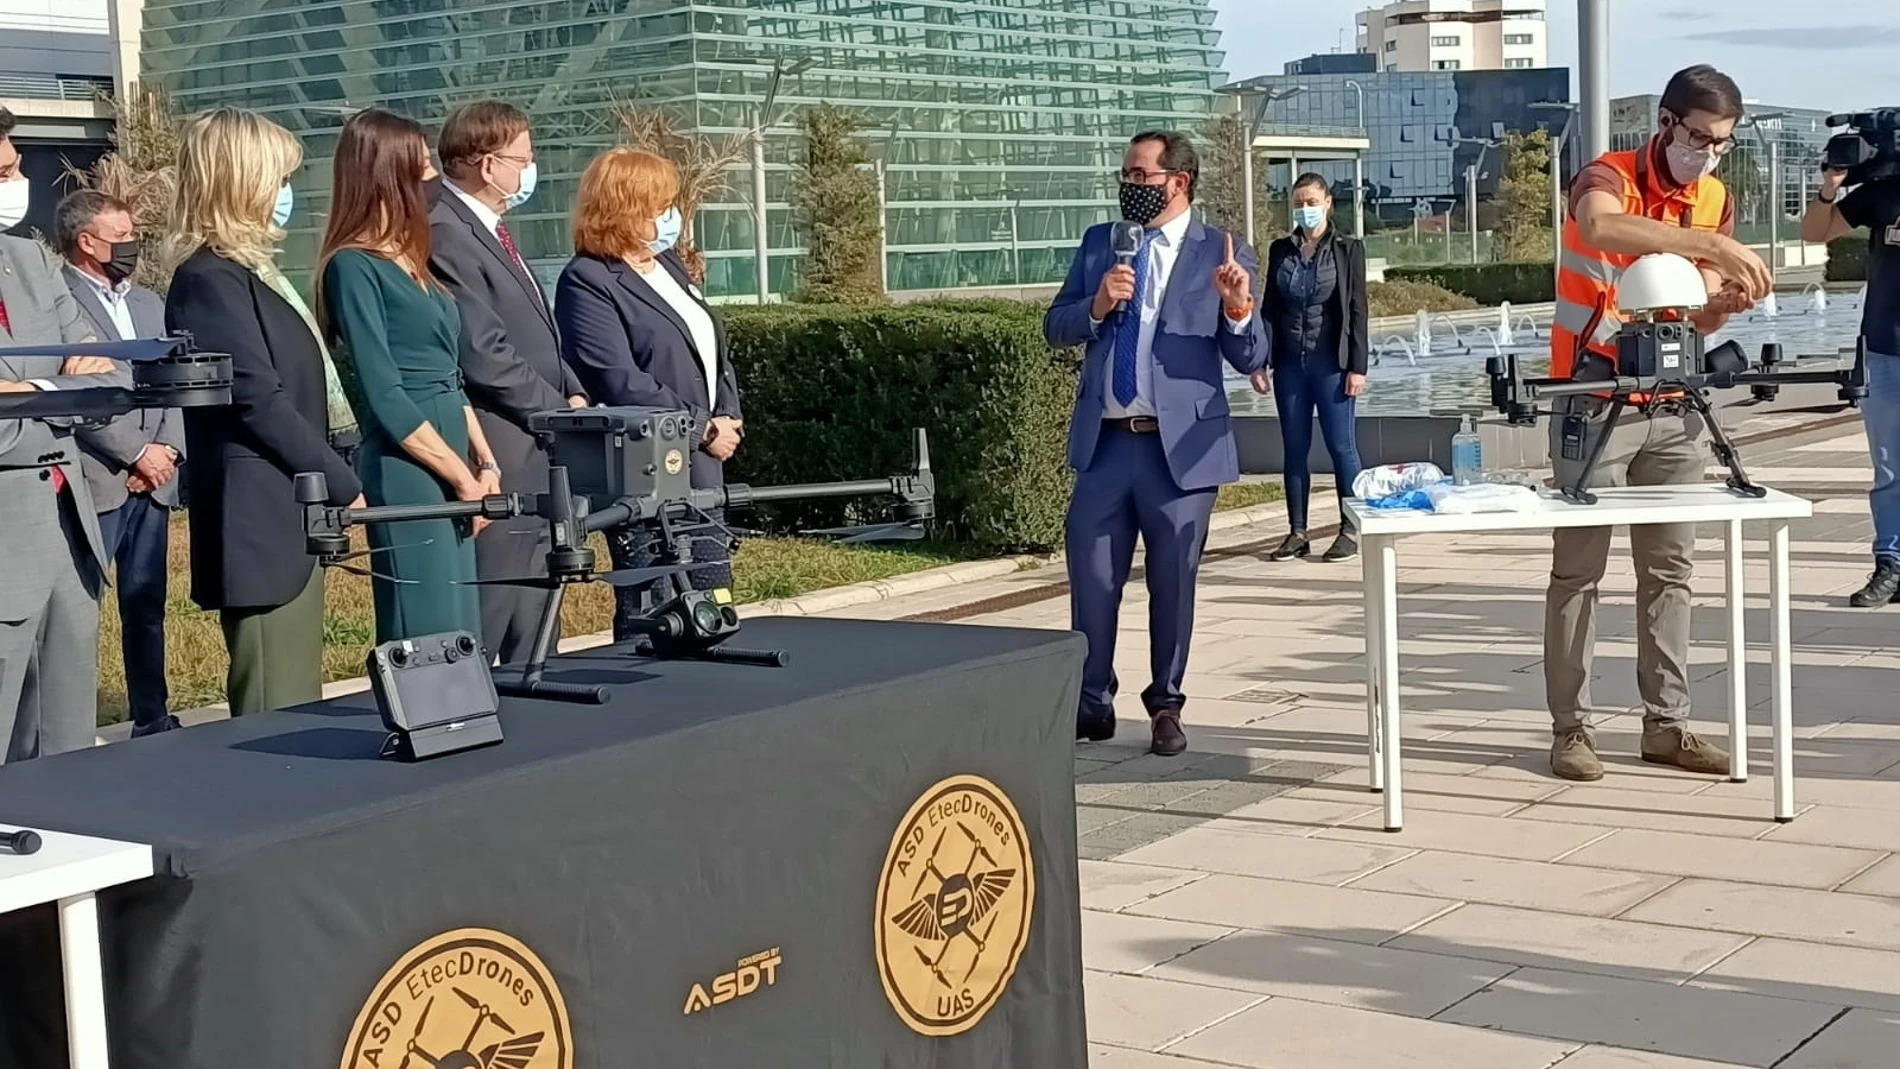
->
[1112,232,1154,408]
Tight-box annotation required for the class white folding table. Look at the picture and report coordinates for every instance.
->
[0,825,153,1069]
[1344,485,1813,832]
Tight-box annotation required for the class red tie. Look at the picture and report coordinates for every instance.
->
[494,223,527,274]
[1,298,69,495]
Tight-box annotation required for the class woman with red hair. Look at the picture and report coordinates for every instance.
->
[555,148,743,641]
[319,108,496,643]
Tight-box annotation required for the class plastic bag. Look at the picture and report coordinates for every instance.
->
[1364,489,1435,511]
[1420,481,1540,514]
[1352,463,1446,502]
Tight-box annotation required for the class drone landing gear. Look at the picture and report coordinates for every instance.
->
[1559,392,1766,505]
[495,585,612,705]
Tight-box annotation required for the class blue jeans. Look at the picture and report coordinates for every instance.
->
[96,493,171,731]
[1274,351,1363,533]
[1864,350,1900,563]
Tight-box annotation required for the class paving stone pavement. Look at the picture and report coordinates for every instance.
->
[820,416,1900,1069]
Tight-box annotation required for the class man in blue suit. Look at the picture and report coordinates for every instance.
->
[1045,130,1269,757]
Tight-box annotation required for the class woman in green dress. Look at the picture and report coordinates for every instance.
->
[318,109,495,643]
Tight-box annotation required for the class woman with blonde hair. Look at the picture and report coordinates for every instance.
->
[555,148,743,640]
[319,108,492,643]
[165,106,363,715]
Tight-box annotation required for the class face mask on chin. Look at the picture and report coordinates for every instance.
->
[0,176,29,232]
[1118,181,1170,226]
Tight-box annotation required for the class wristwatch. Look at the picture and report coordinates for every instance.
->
[477,461,500,476]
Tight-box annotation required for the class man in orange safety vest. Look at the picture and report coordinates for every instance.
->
[1544,65,1772,783]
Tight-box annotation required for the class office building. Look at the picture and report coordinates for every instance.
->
[1357,0,1549,74]
[138,0,1230,299]
[1243,66,1570,223]
[0,0,119,237]
[1611,94,1834,223]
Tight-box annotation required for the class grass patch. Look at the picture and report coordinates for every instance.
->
[97,515,978,725]
[99,481,1286,724]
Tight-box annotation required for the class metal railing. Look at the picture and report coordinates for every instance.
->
[0,74,112,102]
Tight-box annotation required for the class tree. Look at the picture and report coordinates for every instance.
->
[1721,137,1768,226]
[1196,113,1282,250]
[1494,129,1556,262]
[789,103,884,304]
[612,101,752,285]
[66,83,182,292]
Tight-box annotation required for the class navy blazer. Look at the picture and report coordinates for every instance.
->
[1044,218,1269,492]
[553,251,742,487]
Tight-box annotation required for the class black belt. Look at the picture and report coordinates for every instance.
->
[1103,416,1159,434]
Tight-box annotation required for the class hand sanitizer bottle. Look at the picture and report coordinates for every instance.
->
[1451,414,1482,486]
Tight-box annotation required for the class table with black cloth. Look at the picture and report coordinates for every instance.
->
[0,617,1087,1069]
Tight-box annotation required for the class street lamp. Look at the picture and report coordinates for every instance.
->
[1345,79,1367,238]
[1455,134,1502,265]
[1532,101,1583,298]
[751,55,817,304]
[1742,111,1789,287]
[1217,80,1304,244]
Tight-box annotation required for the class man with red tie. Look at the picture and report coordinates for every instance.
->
[428,100,590,665]
[0,107,128,762]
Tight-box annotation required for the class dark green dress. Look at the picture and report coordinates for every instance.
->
[323,250,481,644]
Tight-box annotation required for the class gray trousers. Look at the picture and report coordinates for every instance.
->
[0,488,101,764]
[1545,399,1705,736]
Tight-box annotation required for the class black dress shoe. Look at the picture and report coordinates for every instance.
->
[1150,711,1187,756]
[1077,711,1117,743]
[129,714,182,739]
[1269,532,1310,561]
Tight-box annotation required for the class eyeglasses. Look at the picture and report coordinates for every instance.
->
[490,152,534,169]
[1119,168,1179,185]
[1662,113,1736,155]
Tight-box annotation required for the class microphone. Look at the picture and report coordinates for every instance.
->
[0,828,41,856]
[1109,220,1144,317]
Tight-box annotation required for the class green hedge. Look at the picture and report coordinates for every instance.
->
[722,305,1079,551]
[1385,262,1555,306]
[1827,232,1870,282]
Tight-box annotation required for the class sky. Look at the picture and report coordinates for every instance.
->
[1208,0,1900,114]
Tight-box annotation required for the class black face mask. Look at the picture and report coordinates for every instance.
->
[101,240,140,284]
[1119,181,1170,226]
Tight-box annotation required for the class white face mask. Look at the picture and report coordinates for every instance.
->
[0,176,28,232]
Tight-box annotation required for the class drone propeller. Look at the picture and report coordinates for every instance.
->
[323,539,439,582]
[595,561,727,587]
[802,521,926,544]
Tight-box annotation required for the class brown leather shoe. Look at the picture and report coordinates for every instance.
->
[1150,711,1187,757]
[1642,724,1729,776]
[1550,731,1603,781]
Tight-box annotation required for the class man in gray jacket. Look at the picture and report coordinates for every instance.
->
[0,107,130,761]
[57,190,182,736]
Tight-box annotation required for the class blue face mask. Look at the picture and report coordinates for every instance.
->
[1293,205,1327,232]
[271,183,294,228]
[501,161,537,211]
[649,205,682,254]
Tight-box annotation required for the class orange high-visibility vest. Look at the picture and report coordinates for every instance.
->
[1551,148,1730,383]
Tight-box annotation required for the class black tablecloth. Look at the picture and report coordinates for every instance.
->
[0,617,1087,1069]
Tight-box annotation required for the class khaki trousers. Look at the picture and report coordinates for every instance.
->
[219,565,325,717]
[1544,399,1706,737]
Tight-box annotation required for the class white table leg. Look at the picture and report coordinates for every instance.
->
[1371,535,1404,831]
[59,892,110,1069]
[1362,540,1385,793]
[1769,520,1795,822]
[1724,519,1748,782]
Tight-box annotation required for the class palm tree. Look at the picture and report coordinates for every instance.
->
[610,102,753,285]
[65,83,182,292]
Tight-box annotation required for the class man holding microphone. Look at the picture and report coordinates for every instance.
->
[1045,130,1268,757]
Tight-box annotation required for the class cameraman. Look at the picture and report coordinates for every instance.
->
[1802,162,1900,607]
[1545,65,1771,783]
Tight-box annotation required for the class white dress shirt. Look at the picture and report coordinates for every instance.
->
[637,261,721,401]
[77,269,136,341]
[447,180,504,240]
[1098,212,1248,420]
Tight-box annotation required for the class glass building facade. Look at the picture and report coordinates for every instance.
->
[139,0,1230,299]
[1244,67,1571,225]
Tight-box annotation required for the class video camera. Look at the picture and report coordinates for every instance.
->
[0,335,234,423]
[301,405,936,705]
[1825,108,1900,186]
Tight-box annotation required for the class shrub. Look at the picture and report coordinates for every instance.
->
[1827,231,1870,282]
[1368,279,1479,319]
[1386,262,1555,305]
[722,305,1079,551]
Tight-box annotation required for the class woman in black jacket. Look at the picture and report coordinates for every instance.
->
[164,107,362,716]
[1252,172,1369,562]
